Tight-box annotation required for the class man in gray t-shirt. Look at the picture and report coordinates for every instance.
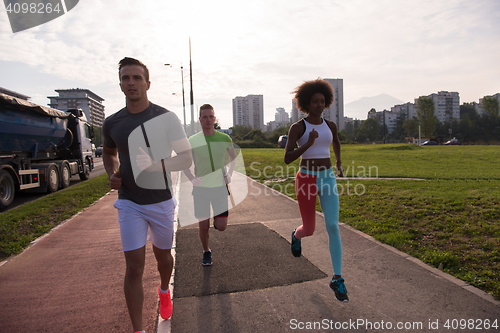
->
[103,103,185,204]
[102,57,191,331]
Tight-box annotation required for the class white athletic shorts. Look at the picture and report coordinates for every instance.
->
[113,198,176,252]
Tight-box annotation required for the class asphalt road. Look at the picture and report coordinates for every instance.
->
[4,156,106,211]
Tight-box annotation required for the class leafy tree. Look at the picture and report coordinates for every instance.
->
[459,115,475,144]
[382,124,389,141]
[436,119,460,140]
[344,122,354,134]
[459,103,481,143]
[353,119,362,129]
[460,102,479,121]
[229,125,253,140]
[91,126,103,147]
[337,130,349,143]
[267,126,290,144]
[416,96,437,137]
[477,113,500,143]
[243,129,266,141]
[403,118,419,137]
[360,117,382,141]
[481,96,499,117]
[390,113,407,141]
[354,131,368,143]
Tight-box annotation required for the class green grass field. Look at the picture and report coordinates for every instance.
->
[0,174,111,260]
[241,144,500,299]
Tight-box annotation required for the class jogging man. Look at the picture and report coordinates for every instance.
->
[183,104,236,266]
[102,57,192,333]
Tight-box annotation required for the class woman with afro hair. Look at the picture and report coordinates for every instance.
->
[284,78,348,302]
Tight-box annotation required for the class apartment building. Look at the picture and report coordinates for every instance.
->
[275,107,289,124]
[266,107,290,132]
[363,91,460,135]
[48,88,105,127]
[415,91,460,124]
[476,93,500,116]
[232,94,264,130]
[367,109,399,134]
[391,102,416,120]
[291,99,303,123]
[324,78,344,130]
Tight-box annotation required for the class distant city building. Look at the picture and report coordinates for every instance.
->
[48,88,105,127]
[324,79,344,131]
[415,91,460,124]
[270,107,290,131]
[290,78,344,130]
[391,102,416,120]
[476,93,500,116]
[344,117,354,126]
[266,114,290,132]
[266,121,277,132]
[0,87,30,100]
[275,107,289,124]
[291,99,304,123]
[232,94,264,130]
[367,109,399,134]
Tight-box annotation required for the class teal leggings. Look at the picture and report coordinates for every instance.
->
[294,167,342,276]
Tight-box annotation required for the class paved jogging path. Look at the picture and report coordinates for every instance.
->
[0,190,162,333]
[0,172,498,333]
[168,172,499,333]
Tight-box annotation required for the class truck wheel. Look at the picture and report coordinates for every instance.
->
[47,164,59,193]
[79,159,90,181]
[60,163,71,188]
[0,170,15,210]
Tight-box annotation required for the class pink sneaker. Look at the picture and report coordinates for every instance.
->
[158,286,173,320]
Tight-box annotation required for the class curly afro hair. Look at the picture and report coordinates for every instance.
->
[293,79,334,114]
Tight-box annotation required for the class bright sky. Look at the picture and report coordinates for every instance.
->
[1,0,499,128]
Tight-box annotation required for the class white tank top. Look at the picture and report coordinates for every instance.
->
[296,118,333,159]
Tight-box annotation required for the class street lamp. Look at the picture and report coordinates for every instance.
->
[383,109,386,144]
[165,62,187,134]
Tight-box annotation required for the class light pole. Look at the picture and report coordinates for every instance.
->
[189,37,194,136]
[383,109,386,144]
[165,62,187,134]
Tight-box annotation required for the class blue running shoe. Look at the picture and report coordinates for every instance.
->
[291,230,301,257]
[202,250,212,266]
[329,277,349,302]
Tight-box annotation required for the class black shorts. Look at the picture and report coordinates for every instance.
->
[192,185,229,218]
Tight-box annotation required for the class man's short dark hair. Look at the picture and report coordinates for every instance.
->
[293,79,334,114]
[199,104,214,117]
[118,57,150,83]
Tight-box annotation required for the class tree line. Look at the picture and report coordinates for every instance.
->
[229,125,288,148]
[93,94,499,148]
[342,95,500,144]
[229,95,499,147]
